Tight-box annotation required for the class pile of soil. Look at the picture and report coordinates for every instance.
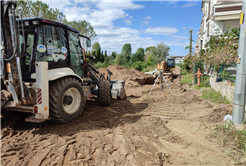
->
[98,65,156,85]
[204,105,233,123]
[98,65,147,80]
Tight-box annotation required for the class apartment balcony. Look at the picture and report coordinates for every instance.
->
[217,0,242,4]
[213,2,242,21]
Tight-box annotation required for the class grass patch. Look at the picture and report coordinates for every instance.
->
[193,85,210,90]
[208,121,246,164]
[200,88,231,104]
[180,73,193,85]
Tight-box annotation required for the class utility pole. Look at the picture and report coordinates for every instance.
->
[232,0,246,125]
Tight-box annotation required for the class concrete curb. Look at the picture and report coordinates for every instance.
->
[210,77,235,102]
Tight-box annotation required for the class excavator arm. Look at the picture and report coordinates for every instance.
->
[1,1,31,108]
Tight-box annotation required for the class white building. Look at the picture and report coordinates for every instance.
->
[169,56,184,64]
[195,0,242,53]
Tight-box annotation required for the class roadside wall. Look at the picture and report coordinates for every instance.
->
[210,77,235,102]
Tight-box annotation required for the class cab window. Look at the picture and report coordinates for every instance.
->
[19,27,35,73]
[36,25,68,62]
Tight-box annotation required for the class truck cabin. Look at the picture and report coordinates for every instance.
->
[17,18,91,81]
[166,58,175,69]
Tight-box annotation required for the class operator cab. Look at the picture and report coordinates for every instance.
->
[166,57,175,69]
[17,18,91,81]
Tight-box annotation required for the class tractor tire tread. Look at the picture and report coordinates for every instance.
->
[98,81,110,106]
[49,77,86,123]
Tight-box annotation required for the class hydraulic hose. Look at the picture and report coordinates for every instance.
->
[4,5,18,61]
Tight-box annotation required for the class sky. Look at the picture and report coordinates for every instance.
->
[43,0,203,56]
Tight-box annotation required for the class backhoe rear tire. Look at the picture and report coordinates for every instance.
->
[49,77,85,123]
[98,81,110,106]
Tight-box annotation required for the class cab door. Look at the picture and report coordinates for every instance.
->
[67,30,83,77]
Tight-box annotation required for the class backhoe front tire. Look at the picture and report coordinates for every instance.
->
[49,77,85,123]
[98,81,110,106]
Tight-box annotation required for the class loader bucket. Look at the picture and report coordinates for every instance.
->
[110,80,126,100]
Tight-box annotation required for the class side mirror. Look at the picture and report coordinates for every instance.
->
[86,56,96,60]
[86,39,91,47]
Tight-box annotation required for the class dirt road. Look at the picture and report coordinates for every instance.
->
[1,66,233,166]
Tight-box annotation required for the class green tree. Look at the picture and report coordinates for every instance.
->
[185,30,195,56]
[66,20,97,41]
[121,43,132,61]
[16,1,97,41]
[86,51,91,56]
[144,46,156,62]
[132,61,147,71]
[101,50,104,62]
[132,47,144,62]
[92,42,102,62]
[153,43,170,63]
[146,55,153,65]
[115,54,128,66]
[16,1,33,18]
[92,42,101,51]
[111,51,117,59]
[16,0,67,23]
[104,56,114,66]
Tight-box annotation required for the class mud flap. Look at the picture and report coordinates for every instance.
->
[82,85,91,97]
[110,80,126,100]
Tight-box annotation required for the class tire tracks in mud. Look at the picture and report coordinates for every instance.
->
[1,98,150,166]
[1,80,232,166]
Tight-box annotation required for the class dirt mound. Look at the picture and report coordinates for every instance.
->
[99,65,147,80]
[204,105,233,123]
[98,65,155,85]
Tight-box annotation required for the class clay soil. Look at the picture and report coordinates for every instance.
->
[1,65,233,166]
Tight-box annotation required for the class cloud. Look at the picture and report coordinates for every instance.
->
[181,2,197,8]
[93,26,162,53]
[167,0,178,5]
[43,0,152,53]
[145,16,151,20]
[166,40,189,47]
[44,1,143,28]
[123,16,133,25]
[42,0,189,55]
[95,27,190,54]
[141,16,152,26]
[142,27,178,35]
[96,27,140,37]
[96,1,144,10]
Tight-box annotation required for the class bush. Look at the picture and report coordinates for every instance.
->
[115,53,128,66]
[183,55,192,72]
[93,62,103,69]
[131,61,147,71]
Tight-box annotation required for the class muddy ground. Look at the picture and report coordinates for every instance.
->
[1,66,234,166]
